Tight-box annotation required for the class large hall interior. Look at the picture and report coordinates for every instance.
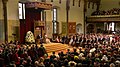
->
[0,0,120,67]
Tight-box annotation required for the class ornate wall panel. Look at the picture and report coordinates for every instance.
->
[68,22,76,35]
[62,22,67,35]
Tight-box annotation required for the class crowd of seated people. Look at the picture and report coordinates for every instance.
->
[0,33,120,67]
[91,8,120,16]
[0,41,47,67]
[51,33,120,67]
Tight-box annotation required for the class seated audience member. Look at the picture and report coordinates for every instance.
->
[55,36,61,43]
[50,52,57,63]
[38,44,47,57]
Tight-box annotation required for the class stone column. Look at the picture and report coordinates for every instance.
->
[66,0,70,36]
[84,0,87,36]
[2,0,8,42]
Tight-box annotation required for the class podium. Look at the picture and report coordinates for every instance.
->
[34,21,45,44]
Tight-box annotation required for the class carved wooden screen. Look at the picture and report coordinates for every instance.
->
[34,21,45,39]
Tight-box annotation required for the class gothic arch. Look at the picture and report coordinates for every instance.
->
[76,23,82,34]
[86,23,95,33]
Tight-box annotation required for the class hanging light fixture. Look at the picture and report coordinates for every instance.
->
[59,0,61,4]
[88,2,90,8]
[92,2,94,9]
[73,0,75,6]
[78,0,81,7]
[51,0,53,2]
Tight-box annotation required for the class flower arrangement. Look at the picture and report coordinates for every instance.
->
[25,31,35,44]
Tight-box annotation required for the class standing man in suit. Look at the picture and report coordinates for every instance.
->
[37,34,43,44]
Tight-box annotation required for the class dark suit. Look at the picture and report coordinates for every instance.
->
[37,35,43,44]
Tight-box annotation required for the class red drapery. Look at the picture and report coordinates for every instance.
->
[20,20,26,43]
[20,8,41,44]
[25,9,41,33]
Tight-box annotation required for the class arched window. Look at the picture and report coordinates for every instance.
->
[18,2,25,19]
[53,8,58,34]
[109,22,115,31]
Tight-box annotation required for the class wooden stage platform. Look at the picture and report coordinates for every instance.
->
[39,43,70,53]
